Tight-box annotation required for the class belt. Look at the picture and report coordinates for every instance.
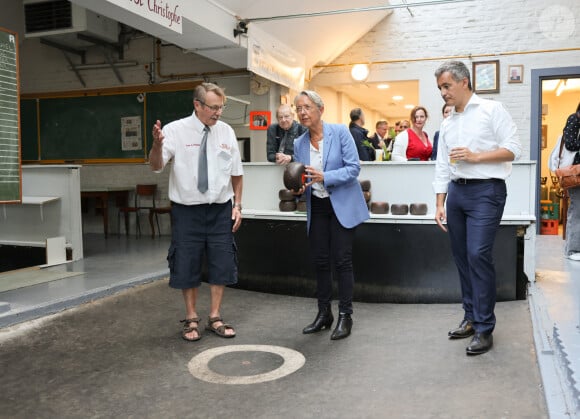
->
[453,178,503,184]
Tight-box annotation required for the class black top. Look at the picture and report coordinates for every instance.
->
[349,123,374,161]
[563,111,580,165]
[266,121,307,163]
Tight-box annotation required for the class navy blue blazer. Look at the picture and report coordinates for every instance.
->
[293,122,369,233]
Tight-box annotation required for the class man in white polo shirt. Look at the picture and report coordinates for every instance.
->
[150,82,243,342]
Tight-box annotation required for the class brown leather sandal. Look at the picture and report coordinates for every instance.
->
[205,316,236,338]
[180,317,202,342]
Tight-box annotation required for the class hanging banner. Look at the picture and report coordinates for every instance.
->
[247,25,305,92]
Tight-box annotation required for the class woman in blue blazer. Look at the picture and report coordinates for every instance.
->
[293,90,369,340]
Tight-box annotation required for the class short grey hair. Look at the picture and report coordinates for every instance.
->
[294,90,324,109]
[434,61,472,91]
[193,82,226,103]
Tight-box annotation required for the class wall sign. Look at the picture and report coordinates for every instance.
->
[249,111,270,130]
[0,27,21,203]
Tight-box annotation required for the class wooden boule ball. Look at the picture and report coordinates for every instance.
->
[410,203,428,215]
[363,191,371,202]
[371,202,389,214]
[279,189,295,201]
[390,204,409,215]
[360,179,371,192]
[279,200,297,212]
[296,200,307,212]
[283,162,306,192]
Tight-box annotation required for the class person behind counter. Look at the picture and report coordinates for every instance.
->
[150,82,243,342]
[391,106,432,161]
[562,102,580,261]
[433,60,521,355]
[369,120,390,150]
[348,107,375,161]
[292,90,369,340]
[266,104,307,165]
[431,104,453,161]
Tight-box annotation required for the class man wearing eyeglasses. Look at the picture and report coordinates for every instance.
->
[150,82,243,342]
[266,104,306,165]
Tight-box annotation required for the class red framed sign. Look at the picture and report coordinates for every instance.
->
[249,111,271,130]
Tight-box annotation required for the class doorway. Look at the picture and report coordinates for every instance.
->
[531,66,580,232]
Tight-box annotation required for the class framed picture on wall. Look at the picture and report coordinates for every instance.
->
[249,111,271,130]
[508,65,524,83]
[473,60,500,94]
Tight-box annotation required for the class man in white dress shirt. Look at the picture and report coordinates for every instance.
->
[433,61,522,355]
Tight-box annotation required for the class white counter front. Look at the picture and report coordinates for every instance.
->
[1,165,83,261]
[242,161,537,222]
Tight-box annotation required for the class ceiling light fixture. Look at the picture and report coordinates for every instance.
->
[351,64,370,82]
[392,95,404,101]
[377,84,390,89]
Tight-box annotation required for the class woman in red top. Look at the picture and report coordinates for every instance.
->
[391,106,432,161]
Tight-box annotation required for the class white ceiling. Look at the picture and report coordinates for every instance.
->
[208,1,391,71]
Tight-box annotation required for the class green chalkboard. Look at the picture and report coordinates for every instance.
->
[20,98,38,161]
[0,28,20,202]
[39,94,145,160]
[145,90,193,150]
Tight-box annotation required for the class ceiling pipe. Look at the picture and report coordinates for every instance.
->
[242,0,473,23]
[309,47,580,80]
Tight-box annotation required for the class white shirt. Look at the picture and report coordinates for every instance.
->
[391,130,410,161]
[432,94,522,194]
[157,111,243,205]
[309,138,329,198]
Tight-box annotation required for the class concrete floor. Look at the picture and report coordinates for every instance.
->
[0,232,577,418]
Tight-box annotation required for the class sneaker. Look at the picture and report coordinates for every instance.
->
[569,253,580,261]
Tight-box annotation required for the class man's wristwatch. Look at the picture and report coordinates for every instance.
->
[234,203,242,211]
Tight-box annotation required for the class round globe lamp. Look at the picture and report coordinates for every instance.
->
[351,64,370,82]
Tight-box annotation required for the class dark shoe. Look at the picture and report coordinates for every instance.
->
[330,313,352,340]
[303,308,334,334]
[466,333,493,355]
[448,319,474,339]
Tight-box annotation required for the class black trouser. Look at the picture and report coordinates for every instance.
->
[309,196,356,314]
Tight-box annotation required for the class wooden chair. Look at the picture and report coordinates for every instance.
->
[149,204,172,238]
[117,184,158,236]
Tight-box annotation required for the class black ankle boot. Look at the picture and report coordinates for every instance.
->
[330,313,352,340]
[303,307,334,334]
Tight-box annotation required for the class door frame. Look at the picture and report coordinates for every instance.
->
[530,66,580,232]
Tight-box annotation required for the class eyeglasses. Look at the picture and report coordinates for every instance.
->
[295,105,315,113]
[196,99,226,112]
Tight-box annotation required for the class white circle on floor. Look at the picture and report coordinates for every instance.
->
[188,344,305,384]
